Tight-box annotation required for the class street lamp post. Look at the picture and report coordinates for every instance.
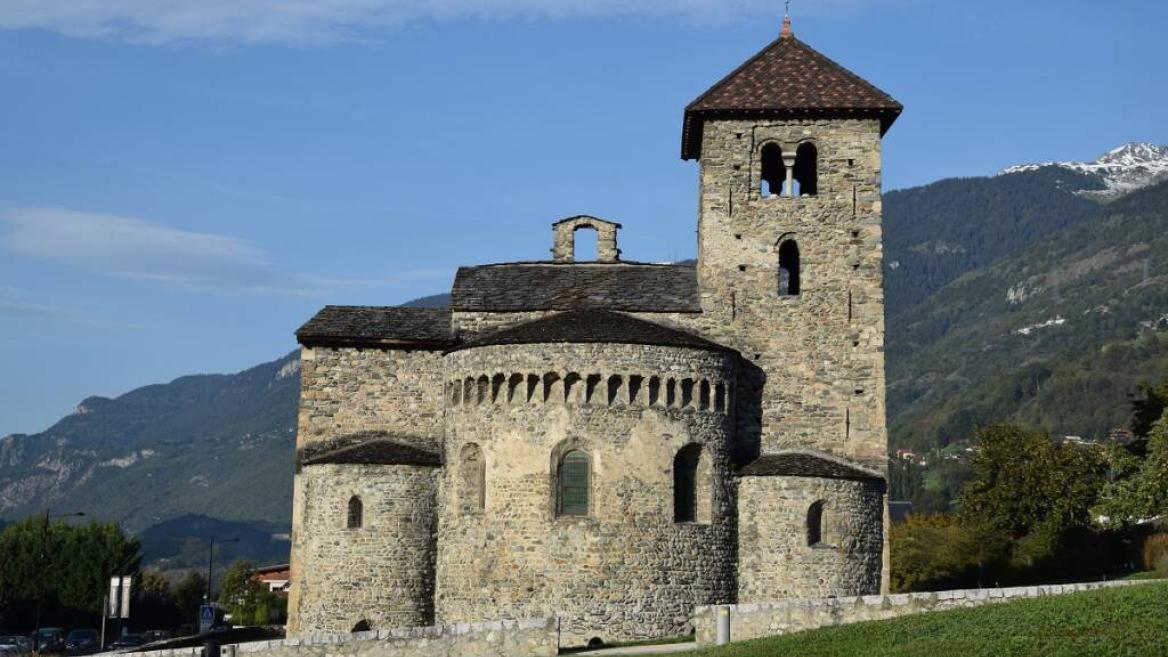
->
[33,509,85,653]
[205,537,240,622]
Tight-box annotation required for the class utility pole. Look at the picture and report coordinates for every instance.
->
[204,537,239,628]
[33,509,85,652]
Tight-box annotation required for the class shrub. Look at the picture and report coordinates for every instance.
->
[1141,533,1168,574]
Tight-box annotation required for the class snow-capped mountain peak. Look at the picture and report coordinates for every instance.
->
[1001,142,1168,198]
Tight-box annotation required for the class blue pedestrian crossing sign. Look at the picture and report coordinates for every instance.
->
[199,605,216,633]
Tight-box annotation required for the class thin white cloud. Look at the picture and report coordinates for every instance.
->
[1,208,450,296]
[0,0,883,46]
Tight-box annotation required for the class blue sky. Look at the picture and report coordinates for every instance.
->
[1,0,1165,434]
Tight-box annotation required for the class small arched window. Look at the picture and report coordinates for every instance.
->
[351,620,370,633]
[778,238,801,296]
[807,500,824,546]
[460,443,485,514]
[760,143,786,198]
[673,444,702,522]
[794,142,818,196]
[557,450,590,516]
[347,495,363,529]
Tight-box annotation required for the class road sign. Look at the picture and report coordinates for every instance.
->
[199,605,216,634]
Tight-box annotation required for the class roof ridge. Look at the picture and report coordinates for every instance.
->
[450,309,731,354]
[684,34,787,113]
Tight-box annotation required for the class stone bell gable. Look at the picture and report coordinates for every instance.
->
[286,15,899,644]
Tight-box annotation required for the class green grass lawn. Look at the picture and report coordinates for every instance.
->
[701,583,1168,657]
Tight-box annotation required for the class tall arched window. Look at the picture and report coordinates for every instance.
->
[760,143,786,198]
[557,450,590,516]
[673,444,702,522]
[459,443,485,514]
[778,238,801,296]
[347,495,363,529]
[807,500,824,546]
[794,142,818,196]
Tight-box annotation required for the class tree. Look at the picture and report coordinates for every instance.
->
[1095,408,1168,524]
[172,571,208,624]
[0,517,140,621]
[218,560,262,626]
[957,425,1107,540]
[1131,378,1168,440]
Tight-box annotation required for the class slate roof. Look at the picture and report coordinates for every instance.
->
[451,263,700,312]
[296,306,455,348]
[737,452,885,484]
[297,432,442,471]
[682,34,903,159]
[451,309,731,353]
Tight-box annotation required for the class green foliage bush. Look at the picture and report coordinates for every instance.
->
[1141,534,1168,575]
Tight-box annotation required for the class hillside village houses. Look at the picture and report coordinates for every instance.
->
[288,13,901,645]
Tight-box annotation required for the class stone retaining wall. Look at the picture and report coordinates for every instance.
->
[116,619,558,657]
[693,580,1154,646]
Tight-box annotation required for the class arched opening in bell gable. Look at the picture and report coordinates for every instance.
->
[573,225,599,262]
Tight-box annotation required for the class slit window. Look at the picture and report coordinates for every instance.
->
[807,500,825,546]
[778,239,801,296]
[557,450,590,516]
[347,495,363,529]
[673,444,702,522]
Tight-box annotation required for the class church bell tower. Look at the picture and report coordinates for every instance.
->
[683,14,902,472]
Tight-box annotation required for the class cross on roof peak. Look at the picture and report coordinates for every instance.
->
[781,0,793,38]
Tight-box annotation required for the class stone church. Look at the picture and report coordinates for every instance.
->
[287,16,901,645]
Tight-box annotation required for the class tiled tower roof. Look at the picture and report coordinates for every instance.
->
[682,33,902,159]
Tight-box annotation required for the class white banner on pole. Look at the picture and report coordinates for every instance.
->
[108,575,131,619]
[119,576,132,618]
[108,577,120,619]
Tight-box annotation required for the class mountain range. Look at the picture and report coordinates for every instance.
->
[2,142,1166,562]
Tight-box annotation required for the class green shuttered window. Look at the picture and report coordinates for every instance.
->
[558,450,590,516]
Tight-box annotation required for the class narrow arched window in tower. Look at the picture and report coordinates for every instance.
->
[347,495,363,529]
[807,500,825,546]
[673,444,701,522]
[459,443,485,514]
[794,142,818,196]
[557,450,590,516]
[760,143,786,198]
[778,238,801,296]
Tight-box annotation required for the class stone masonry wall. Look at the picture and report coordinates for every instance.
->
[437,342,737,646]
[692,580,1156,647]
[295,464,439,634]
[116,618,558,657]
[737,475,883,602]
[685,118,887,471]
[296,346,446,449]
[289,345,446,633]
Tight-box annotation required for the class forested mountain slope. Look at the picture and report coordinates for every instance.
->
[887,179,1168,450]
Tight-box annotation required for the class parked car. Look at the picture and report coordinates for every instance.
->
[105,635,144,651]
[64,630,99,656]
[0,636,32,657]
[31,628,66,654]
[138,631,170,644]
